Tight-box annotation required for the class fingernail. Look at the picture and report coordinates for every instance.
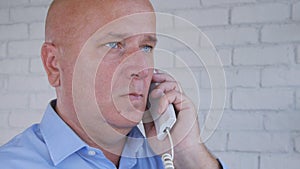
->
[151,89,164,98]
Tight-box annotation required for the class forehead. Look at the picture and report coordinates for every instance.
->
[46,0,155,44]
[90,12,156,43]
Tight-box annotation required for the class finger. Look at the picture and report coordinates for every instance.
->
[152,81,182,94]
[153,90,194,116]
[152,72,176,83]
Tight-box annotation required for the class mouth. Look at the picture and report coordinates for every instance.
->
[128,92,144,101]
[123,92,144,101]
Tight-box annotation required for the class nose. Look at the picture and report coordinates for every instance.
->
[131,68,150,79]
[124,50,152,80]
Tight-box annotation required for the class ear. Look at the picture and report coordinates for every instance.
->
[41,42,60,87]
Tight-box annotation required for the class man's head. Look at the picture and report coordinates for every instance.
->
[41,0,156,138]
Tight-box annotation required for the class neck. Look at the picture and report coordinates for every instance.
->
[55,104,129,166]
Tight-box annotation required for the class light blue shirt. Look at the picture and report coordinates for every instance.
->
[0,100,228,169]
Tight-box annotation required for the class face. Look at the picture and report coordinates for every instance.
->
[55,0,156,133]
[94,20,157,129]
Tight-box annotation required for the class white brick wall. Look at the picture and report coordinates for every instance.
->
[261,24,300,43]
[11,6,48,22]
[233,45,293,66]
[1,0,300,168]
[297,45,300,64]
[215,152,259,169]
[174,8,229,27]
[0,24,28,40]
[228,132,290,152]
[264,113,300,131]
[232,89,294,110]
[262,66,300,87]
[203,27,258,46]
[295,136,300,152]
[231,3,290,24]
[261,154,300,169]
[293,1,300,21]
[201,0,255,6]
[297,89,300,110]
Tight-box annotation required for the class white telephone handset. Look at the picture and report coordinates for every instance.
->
[147,82,177,141]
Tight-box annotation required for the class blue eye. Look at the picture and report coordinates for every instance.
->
[105,42,119,49]
[141,46,153,53]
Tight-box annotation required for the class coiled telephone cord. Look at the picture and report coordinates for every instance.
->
[162,128,175,169]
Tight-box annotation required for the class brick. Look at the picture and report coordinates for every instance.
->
[218,112,263,130]
[0,111,9,128]
[295,135,300,152]
[232,89,293,110]
[297,46,300,64]
[0,0,29,8]
[153,49,175,69]
[202,68,259,88]
[201,0,255,6]
[0,9,9,23]
[228,132,290,152]
[29,22,45,39]
[261,154,300,169]
[163,67,201,90]
[0,59,29,74]
[9,111,43,128]
[175,49,204,68]
[203,27,258,46]
[0,24,28,40]
[226,68,260,88]
[176,47,232,67]
[29,0,52,5]
[10,6,48,22]
[198,89,230,110]
[262,24,300,43]
[293,1,300,21]
[233,45,293,66]
[29,92,55,110]
[156,19,174,33]
[8,75,50,92]
[183,88,201,108]
[296,89,300,110]
[8,40,43,57]
[264,113,300,131]
[262,67,300,87]
[216,48,232,66]
[156,29,200,52]
[174,8,228,27]
[0,93,28,109]
[151,0,200,11]
[214,152,258,169]
[0,76,6,91]
[0,42,6,58]
[205,131,227,151]
[232,3,289,24]
[30,57,45,74]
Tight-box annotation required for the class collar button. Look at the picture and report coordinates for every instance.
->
[88,150,96,156]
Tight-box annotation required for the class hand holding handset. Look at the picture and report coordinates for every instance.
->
[147,71,177,168]
[147,80,177,141]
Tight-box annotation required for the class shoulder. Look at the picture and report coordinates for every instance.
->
[0,124,53,168]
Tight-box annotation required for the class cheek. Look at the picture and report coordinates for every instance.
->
[95,60,126,104]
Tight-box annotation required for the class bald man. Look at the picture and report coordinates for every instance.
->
[0,0,228,169]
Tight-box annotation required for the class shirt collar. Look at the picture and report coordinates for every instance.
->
[40,100,87,166]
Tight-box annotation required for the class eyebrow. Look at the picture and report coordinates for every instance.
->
[96,32,157,45]
[143,34,158,44]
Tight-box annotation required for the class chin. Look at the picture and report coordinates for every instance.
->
[107,118,141,132]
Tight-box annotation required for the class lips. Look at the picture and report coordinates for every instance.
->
[128,92,144,101]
